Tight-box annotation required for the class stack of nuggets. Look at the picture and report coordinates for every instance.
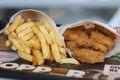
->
[63,24,115,64]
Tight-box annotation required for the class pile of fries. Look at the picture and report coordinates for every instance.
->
[5,14,79,65]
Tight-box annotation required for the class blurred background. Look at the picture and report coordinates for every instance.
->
[0,0,120,27]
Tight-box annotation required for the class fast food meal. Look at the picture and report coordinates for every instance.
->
[63,23,116,64]
[4,14,79,65]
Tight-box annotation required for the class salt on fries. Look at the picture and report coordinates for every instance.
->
[5,14,79,65]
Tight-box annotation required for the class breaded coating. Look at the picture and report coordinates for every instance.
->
[63,26,85,41]
[65,41,77,51]
[76,39,107,53]
[72,49,105,64]
[90,31,114,50]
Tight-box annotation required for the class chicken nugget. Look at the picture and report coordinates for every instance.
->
[76,39,107,53]
[90,31,114,50]
[65,41,77,51]
[72,49,105,64]
[63,26,85,41]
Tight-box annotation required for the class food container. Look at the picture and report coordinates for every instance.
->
[2,9,62,39]
[1,9,65,63]
[59,19,120,58]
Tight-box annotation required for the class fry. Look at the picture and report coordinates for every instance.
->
[39,25,53,44]
[44,22,64,46]
[32,26,40,34]
[17,38,31,54]
[51,43,61,63]
[43,22,52,32]
[60,58,79,65]
[38,33,50,59]
[31,35,37,40]
[32,49,44,65]
[8,15,22,32]
[6,40,11,47]
[59,47,67,57]
[61,54,66,59]
[8,32,23,51]
[21,32,34,41]
[25,39,41,50]
[32,56,38,66]
[33,39,41,50]
[50,31,61,62]
[16,22,34,33]
[20,18,25,24]
[18,27,32,38]
[18,51,33,62]
[11,45,17,51]
[55,34,64,47]
[49,50,54,62]
[32,26,50,59]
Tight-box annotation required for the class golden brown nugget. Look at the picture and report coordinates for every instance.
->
[76,39,108,53]
[63,26,85,41]
[90,31,114,50]
[65,41,77,51]
[72,49,105,64]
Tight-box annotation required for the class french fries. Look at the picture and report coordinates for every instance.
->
[8,15,22,32]
[32,49,44,65]
[60,58,80,65]
[5,14,80,65]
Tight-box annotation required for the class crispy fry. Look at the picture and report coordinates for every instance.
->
[8,32,23,51]
[59,47,67,57]
[49,50,54,62]
[44,22,64,46]
[32,49,44,65]
[32,26,50,59]
[16,22,34,33]
[11,45,17,51]
[8,15,22,32]
[17,51,33,62]
[61,54,66,59]
[51,43,61,63]
[20,18,25,24]
[50,31,61,62]
[25,39,41,50]
[31,35,37,40]
[43,22,52,32]
[32,56,38,66]
[17,38,31,54]
[21,32,34,41]
[6,40,11,47]
[60,58,79,65]
[39,25,53,44]
[18,27,32,38]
